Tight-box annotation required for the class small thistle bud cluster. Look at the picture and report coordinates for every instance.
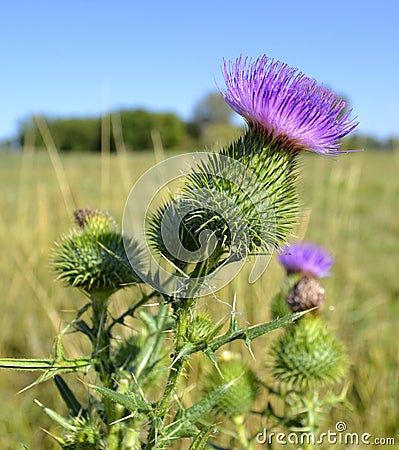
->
[206,353,258,418]
[52,209,142,295]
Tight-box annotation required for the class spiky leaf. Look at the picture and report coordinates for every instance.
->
[89,384,150,413]
[54,375,85,418]
[165,378,238,441]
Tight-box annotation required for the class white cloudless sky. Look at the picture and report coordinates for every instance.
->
[1,0,398,140]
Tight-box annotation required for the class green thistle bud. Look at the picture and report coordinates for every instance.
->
[270,295,292,319]
[272,316,347,389]
[185,314,219,345]
[147,130,299,276]
[53,209,142,295]
[285,276,325,312]
[62,417,104,449]
[73,208,115,231]
[206,354,258,418]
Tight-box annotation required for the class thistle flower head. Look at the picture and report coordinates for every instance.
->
[221,55,358,155]
[278,242,334,278]
[148,141,299,283]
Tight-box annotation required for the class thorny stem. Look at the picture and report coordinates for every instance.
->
[145,298,196,449]
[90,292,114,385]
[90,292,119,449]
[108,289,159,331]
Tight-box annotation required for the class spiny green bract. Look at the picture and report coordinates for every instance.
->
[219,129,300,246]
[62,417,104,449]
[270,274,302,319]
[148,129,299,272]
[185,313,220,345]
[272,316,347,389]
[206,356,258,418]
[52,209,142,295]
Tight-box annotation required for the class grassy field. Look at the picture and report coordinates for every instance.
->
[0,146,398,448]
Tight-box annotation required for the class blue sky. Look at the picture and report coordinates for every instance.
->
[1,0,398,140]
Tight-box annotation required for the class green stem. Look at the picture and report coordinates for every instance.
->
[301,391,319,450]
[90,292,119,449]
[91,292,113,385]
[233,415,252,449]
[145,298,196,449]
[108,289,159,331]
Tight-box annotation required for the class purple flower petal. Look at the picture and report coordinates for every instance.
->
[221,55,358,155]
[278,242,334,278]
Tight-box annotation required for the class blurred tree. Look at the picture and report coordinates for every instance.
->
[189,92,239,146]
[50,118,102,151]
[18,116,101,151]
[388,136,399,151]
[116,109,185,150]
[18,110,186,151]
[192,92,234,127]
[152,111,186,148]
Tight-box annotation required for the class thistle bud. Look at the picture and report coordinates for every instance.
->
[73,208,115,232]
[63,417,104,449]
[185,314,219,345]
[272,316,347,389]
[206,354,257,418]
[277,242,334,313]
[53,209,142,296]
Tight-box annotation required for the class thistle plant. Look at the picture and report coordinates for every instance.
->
[0,54,357,449]
[268,242,348,443]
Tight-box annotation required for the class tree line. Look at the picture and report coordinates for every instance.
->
[18,110,188,152]
[4,93,399,152]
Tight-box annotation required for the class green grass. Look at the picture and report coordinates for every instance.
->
[0,148,398,448]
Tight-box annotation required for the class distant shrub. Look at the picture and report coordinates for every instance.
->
[18,109,186,152]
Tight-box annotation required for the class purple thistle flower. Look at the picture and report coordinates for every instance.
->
[221,55,358,155]
[278,242,334,278]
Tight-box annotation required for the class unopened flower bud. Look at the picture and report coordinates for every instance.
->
[206,358,257,418]
[53,209,142,295]
[272,316,347,389]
